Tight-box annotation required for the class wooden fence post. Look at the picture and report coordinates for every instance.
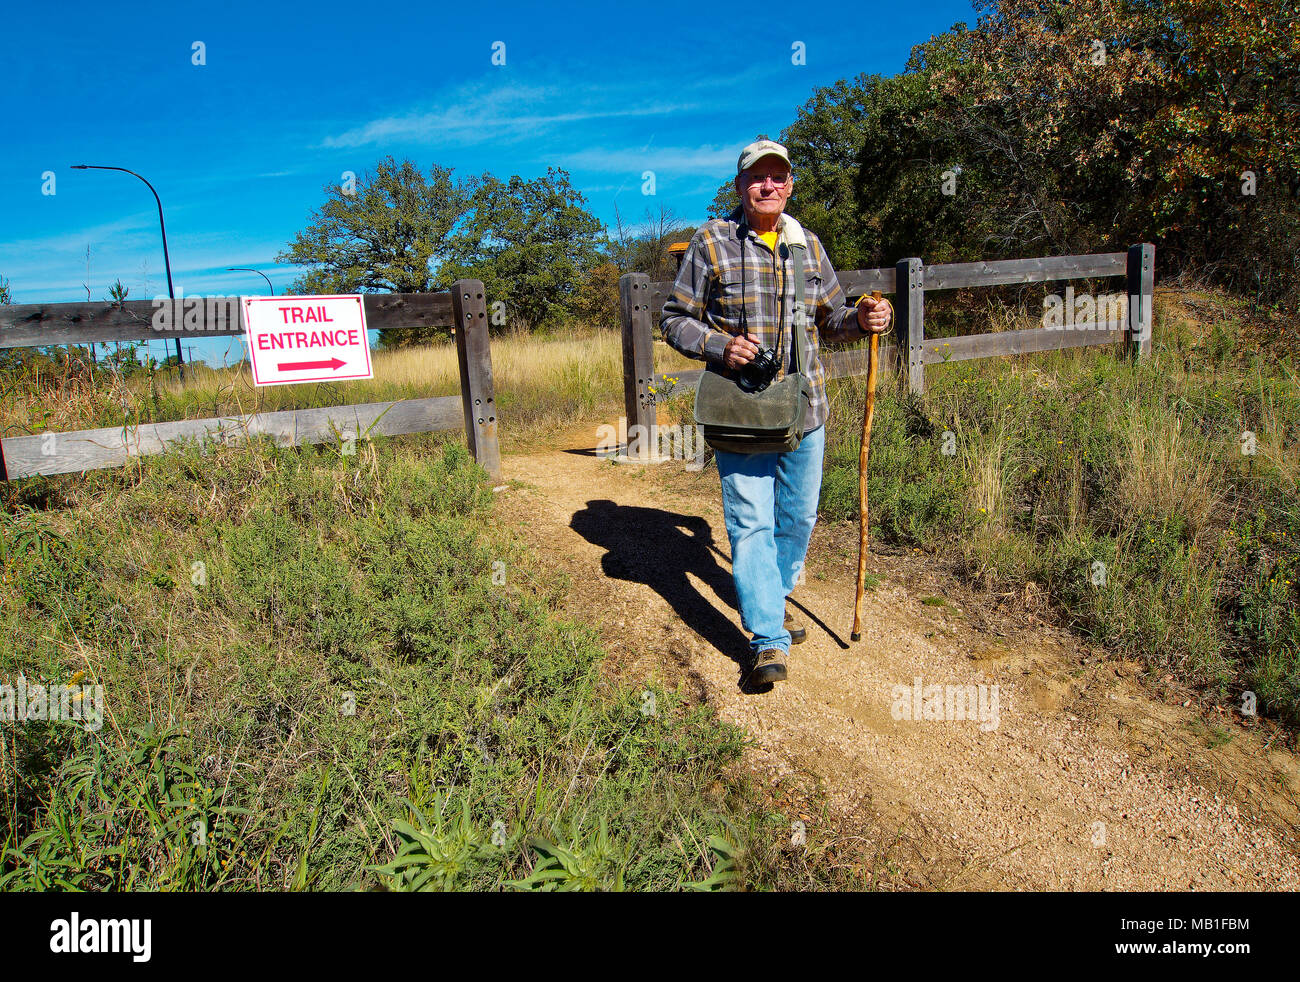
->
[450,279,502,482]
[1126,243,1155,359]
[895,258,925,396]
[619,272,655,459]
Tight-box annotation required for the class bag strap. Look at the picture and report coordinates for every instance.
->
[788,240,810,378]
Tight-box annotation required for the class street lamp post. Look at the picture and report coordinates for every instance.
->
[70,164,185,381]
[226,267,275,295]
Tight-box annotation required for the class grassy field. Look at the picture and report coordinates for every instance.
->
[812,290,1299,723]
[1,434,827,890]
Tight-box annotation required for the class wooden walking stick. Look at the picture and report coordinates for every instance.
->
[851,291,883,643]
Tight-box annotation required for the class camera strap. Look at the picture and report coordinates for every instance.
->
[738,220,808,375]
[738,231,784,369]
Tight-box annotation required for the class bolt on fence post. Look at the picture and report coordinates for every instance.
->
[1126,243,1155,360]
[895,258,925,396]
[619,272,656,460]
[451,279,502,482]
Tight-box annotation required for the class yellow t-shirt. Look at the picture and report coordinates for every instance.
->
[757,230,784,305]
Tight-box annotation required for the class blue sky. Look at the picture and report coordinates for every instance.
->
[4,0,979,365]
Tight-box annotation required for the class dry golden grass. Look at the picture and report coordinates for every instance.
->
[6,325,704,453]
[1245,366,1298,491]
[1114,412,1219,536]
[966,427,1010,531]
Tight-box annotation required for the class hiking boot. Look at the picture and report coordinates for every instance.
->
[784,606,807,645]
[747,648,788,686]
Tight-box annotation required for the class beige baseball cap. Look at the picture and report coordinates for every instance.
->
[737,139,790,175]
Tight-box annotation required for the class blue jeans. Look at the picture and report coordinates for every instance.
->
[714,424,825,657]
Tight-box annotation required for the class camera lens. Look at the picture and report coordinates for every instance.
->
[738,345,778,393]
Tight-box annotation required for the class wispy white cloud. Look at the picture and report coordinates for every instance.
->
[2,231,301,304]
[320,79,694,150]
[3,213,158,256]
[556,144,737,174]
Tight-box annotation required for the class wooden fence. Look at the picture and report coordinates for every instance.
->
[0,280,501,482]
[619,243,1154,443]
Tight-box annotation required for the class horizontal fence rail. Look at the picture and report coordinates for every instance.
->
[623,244,1154,440]
[0,293,457,349]
[0,282,501,482]
[919,252,1128,290]
[1,397,464,479]
[922,324,1127,364]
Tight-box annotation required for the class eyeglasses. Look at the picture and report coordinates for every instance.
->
[743,171,791,187]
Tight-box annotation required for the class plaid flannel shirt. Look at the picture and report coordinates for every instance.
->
[659,206,867,433]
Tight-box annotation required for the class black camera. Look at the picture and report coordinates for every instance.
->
[737,345,780,393]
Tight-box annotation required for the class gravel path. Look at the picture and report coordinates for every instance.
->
[497,431,1300,890]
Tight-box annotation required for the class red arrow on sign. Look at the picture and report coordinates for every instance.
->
[278,357,346,371]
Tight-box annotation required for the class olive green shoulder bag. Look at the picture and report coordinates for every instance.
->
[693,228,812,454]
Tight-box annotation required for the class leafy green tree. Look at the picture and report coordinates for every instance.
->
[572,261,622,329]
[771,30,1000,271]
[779,0,1299,307]
[277,157,477,344]
[928,0,1300,303]
[707,181,740,221]
[442,167,604,328]
[280,160,607,342]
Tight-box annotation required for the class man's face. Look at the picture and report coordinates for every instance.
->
[735,154,792,222]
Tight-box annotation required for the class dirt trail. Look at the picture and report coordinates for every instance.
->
[495,427,1300,890]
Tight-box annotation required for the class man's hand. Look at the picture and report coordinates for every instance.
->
[856,296,893,335]
[724,332,762,369]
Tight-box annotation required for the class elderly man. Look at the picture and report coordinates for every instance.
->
[660,139,892,687]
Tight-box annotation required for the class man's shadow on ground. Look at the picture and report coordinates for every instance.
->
[569,499,755,684]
